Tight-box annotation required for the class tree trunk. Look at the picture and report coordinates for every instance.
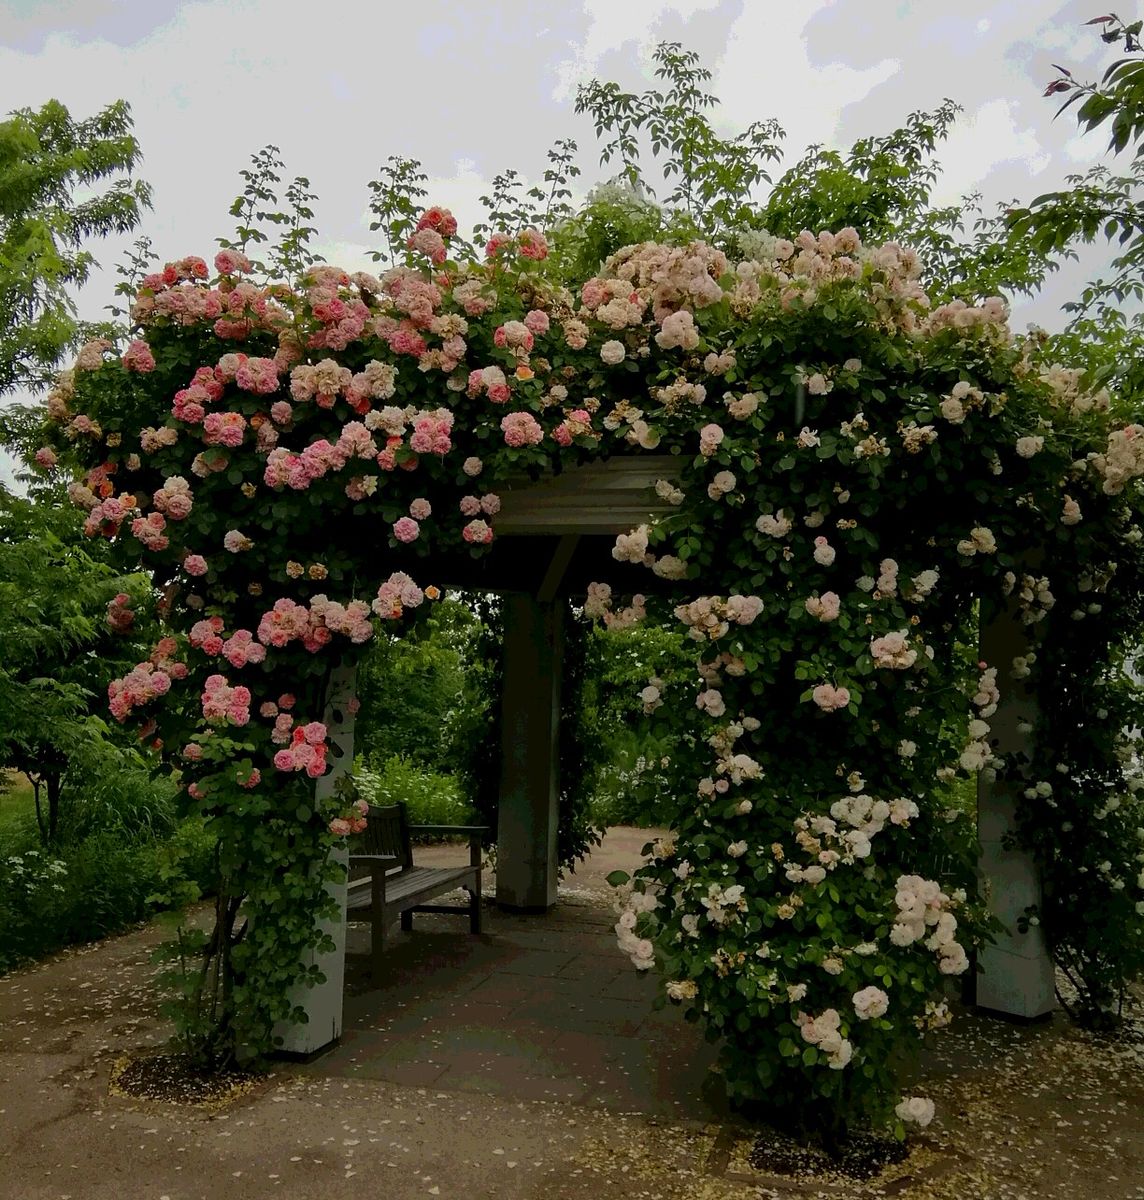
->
[30,774,47,845]
[46,772,62,844]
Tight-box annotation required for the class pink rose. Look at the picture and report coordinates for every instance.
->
[122,339,156,373]
[302,721,328,745]
[500,411,543,448]
[462,519,494,544]
[393,516,420,543]
[524,309,549,335]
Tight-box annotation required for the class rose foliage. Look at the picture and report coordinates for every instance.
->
[28,199,1144,1131]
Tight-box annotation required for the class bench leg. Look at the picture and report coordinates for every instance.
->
[400,909,413,933]
[469,837,483,935]
[468,884,481,935]
[371,873,386,985]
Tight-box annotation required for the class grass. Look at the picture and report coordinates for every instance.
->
[0,771,35,840]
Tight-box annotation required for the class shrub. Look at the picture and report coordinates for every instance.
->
[47,832,166,943]
[590,733,681,828]
[0,847,70,972]
[355,756,475,836]
[161,815,218,896]
[57,758,180,845]
[0,834,162,969]
[0,746,211,973]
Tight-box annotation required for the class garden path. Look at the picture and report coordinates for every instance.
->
[330,826,719,1115]
[0,828,1142,1199]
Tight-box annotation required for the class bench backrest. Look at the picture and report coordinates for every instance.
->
[351,802,413,873]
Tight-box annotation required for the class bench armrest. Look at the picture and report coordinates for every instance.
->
[407,826,488,871]
[348,853,400,863]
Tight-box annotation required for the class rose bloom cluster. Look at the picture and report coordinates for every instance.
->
[108,661,172,720]
[256,595,373,651]
[329,797,369,837]
[201,674,252,726]
[273,721,330,778]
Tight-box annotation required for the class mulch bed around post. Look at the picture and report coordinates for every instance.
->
[109,1051,263,1109]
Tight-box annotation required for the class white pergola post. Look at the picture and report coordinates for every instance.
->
[496,595,564,911]
[275,663,356,1054]
[976,603,1056,1019]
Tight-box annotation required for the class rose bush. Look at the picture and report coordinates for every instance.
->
[29,199,1144,1130]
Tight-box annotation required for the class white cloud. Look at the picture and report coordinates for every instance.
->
[553,0,722,101]
[716,2,899,171]
[929,98,1052,207]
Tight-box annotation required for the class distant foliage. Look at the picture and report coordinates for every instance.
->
[354,755,473,832]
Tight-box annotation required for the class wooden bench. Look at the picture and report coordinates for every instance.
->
[346,802,488,981]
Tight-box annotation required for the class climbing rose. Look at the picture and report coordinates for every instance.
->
[462,519,494,544]
[870,631,917,670]
[852,986,890,1020]
[813,537,836,566]
[393,517,420,543]
[122,339,156,373]
[805,592,840,621]
[500,411,543,448]
[812,683,850,711]
[699,423,724,457]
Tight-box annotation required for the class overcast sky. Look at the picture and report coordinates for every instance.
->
[0,0,1130,488]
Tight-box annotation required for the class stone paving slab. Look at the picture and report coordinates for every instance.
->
[331,869,724,1123]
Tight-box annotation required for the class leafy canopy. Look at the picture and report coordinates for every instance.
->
[0,98,151,394]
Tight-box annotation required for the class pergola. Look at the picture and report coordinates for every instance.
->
[276,458,1055,1054]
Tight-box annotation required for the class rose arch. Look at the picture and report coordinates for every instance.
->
[33,213,1144,1135]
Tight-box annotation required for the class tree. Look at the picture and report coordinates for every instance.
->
[753,101,1063,304]
[1044,13,1144,156]
[0,487,152,843]
[574,41,783,237]
[1003,14,1144,405]
[570,58,1063,308]
[0,98,151,395]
